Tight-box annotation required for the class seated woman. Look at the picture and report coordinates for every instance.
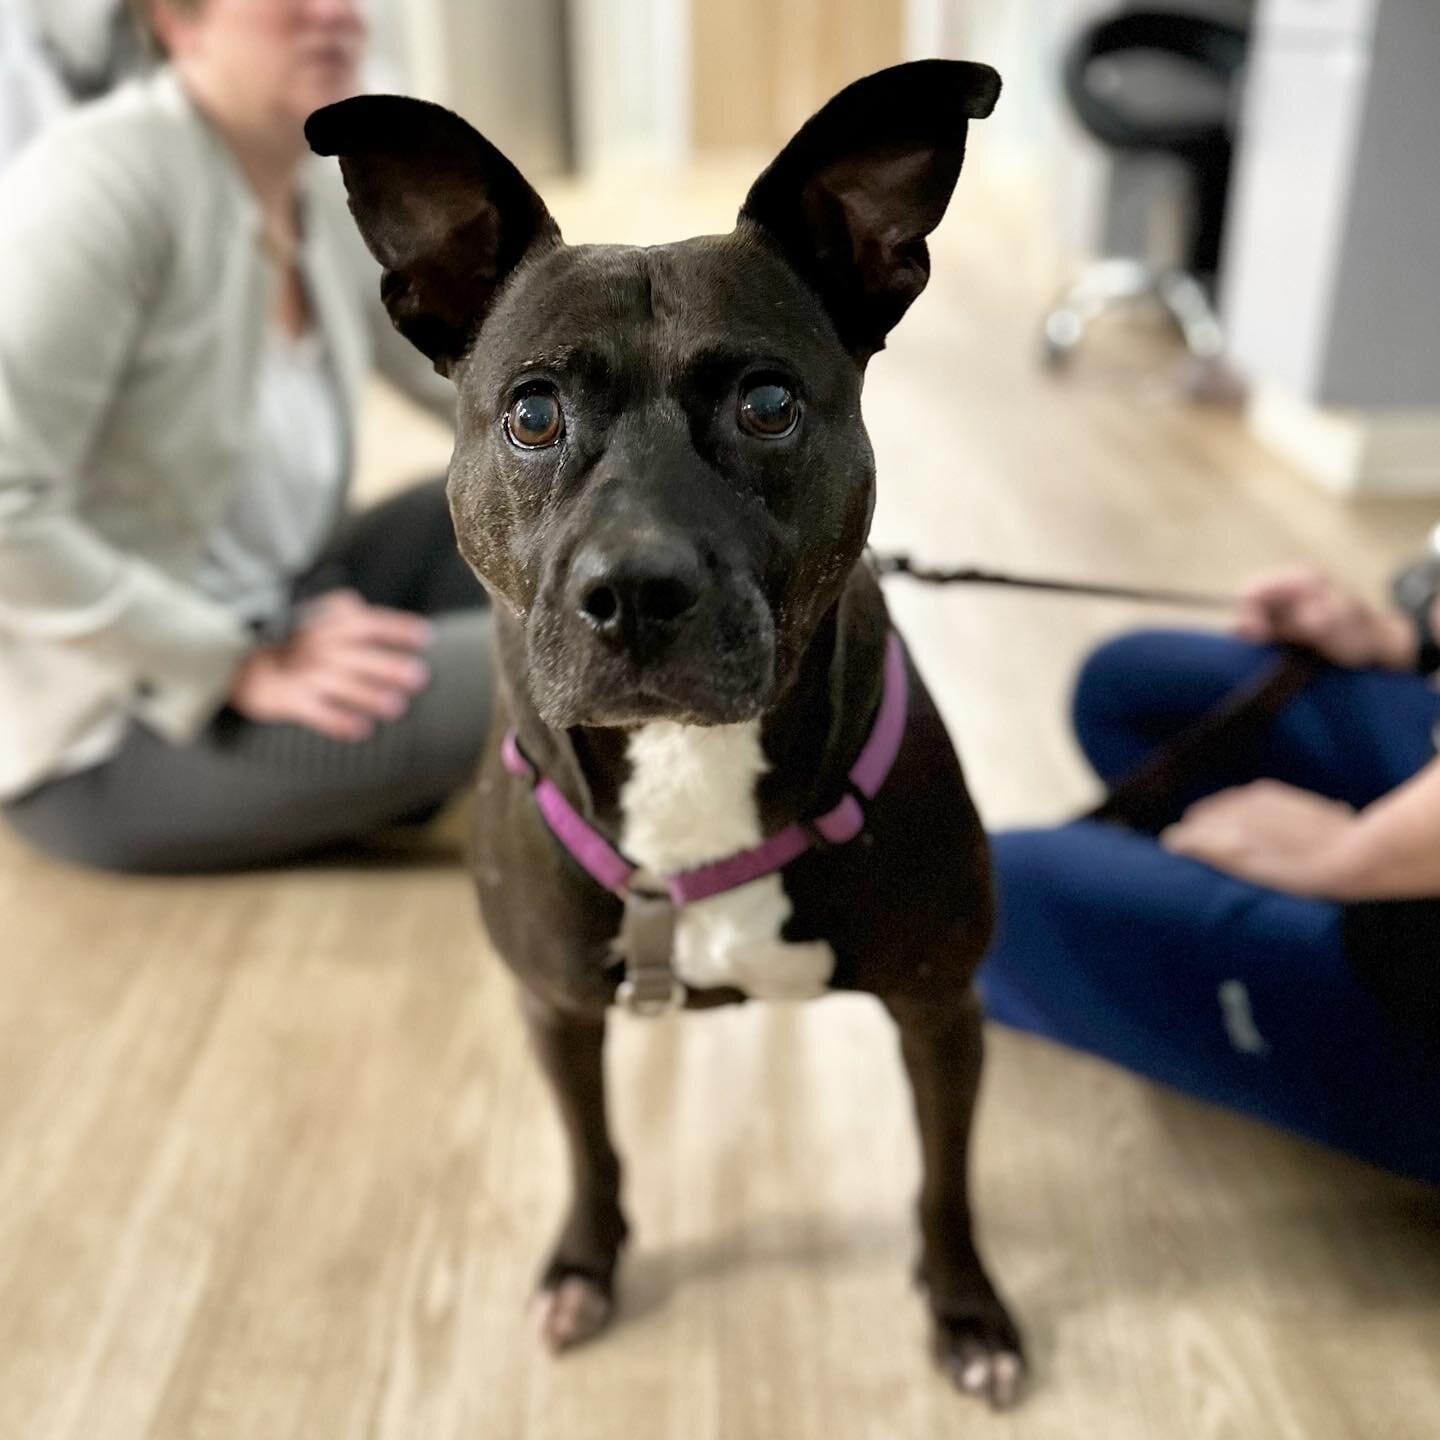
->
[982,566,1440,1185]
[0,0,493,872]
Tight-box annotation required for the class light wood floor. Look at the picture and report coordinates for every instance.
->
[4,160,1439,1440]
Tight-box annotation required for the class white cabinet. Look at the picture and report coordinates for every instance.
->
[1258,0,1378,37]
[1222,0,1440,410]
[1219,11,1373,396]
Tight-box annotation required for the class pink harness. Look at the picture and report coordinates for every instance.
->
[502,630,910,903]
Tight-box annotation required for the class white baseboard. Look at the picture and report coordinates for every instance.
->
[1249,389,1440,496]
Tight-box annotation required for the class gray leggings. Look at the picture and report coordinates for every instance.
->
[3,480,494,873]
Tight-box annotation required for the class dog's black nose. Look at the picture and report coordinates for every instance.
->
[571,539,703,656]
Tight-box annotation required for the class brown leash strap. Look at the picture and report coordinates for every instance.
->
[1084,650,1326,834]
[869,551,1329,836]
[871,552,1236,611]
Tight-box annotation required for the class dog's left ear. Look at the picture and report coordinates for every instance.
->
[740,59,1000,358]
[306,96,560,374]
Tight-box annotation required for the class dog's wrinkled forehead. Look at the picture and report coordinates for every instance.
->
[465,232,848,405]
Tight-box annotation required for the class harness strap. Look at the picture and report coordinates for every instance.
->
[502,731,636,895]
[501,630,909,904]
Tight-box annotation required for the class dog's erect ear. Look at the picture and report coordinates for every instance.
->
[739,60,1000,357]
[306,96,560,373]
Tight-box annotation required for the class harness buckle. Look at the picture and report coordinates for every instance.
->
[616,970,687,1018]
[613,889,686,1019]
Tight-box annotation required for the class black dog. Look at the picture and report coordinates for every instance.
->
[308,59,1023,1407]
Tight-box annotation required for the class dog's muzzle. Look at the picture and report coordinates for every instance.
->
[525,537,777,727]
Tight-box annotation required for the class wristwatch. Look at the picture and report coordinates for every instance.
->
[1391,552,1440,676]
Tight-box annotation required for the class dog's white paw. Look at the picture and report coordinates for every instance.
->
[932,1314,1027,1410]
[533,1275,612,1354]
[949,1347,1024,1408]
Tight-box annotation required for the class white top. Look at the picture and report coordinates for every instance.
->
[55,326,346,776]
[192,327,347,626]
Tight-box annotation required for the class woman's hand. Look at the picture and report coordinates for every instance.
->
[1233,567,1415,670]
[229,588,433,741]
[1161,780,1360,897]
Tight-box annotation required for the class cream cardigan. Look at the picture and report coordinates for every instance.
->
[0,68,454,799]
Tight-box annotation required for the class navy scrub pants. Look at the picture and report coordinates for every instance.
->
[980,629,1440,1184]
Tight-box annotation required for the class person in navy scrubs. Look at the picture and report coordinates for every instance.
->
[983,563,1440,1184]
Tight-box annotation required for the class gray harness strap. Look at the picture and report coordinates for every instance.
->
[614,890,685,1017]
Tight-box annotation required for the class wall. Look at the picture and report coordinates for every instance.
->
[689,0,903,155]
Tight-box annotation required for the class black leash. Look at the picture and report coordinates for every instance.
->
[871,548,1323,832]
[870,551,1236,612]
[1084,650,1324,833]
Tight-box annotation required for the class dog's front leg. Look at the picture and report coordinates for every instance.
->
[518,985,629,1353]
[884,984,1025,1408]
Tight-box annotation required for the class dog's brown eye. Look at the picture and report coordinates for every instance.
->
[738,379,799,438]
[505,387,563,448]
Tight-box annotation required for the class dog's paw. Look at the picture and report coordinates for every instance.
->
[533,1274,612,1354]
[931,1313,1026,1410]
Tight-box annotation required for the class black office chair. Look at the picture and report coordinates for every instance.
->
[39,3,146,101]
[1043,9,1249,371]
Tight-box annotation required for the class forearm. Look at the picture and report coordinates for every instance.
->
[1326,755,1440,900]
[0,503,253,738]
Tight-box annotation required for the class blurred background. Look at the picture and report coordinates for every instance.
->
[2,2,1438,1438]
[9,0,1439,491]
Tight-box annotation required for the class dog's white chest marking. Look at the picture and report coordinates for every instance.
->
[619,722,835,1001]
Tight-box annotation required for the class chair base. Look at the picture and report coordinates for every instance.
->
[1041,258,1224,371]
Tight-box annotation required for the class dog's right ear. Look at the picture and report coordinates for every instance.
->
[306,96,561,375]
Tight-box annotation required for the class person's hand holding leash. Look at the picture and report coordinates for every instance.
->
[1233,567,1416,670]
[229,588,433,742]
